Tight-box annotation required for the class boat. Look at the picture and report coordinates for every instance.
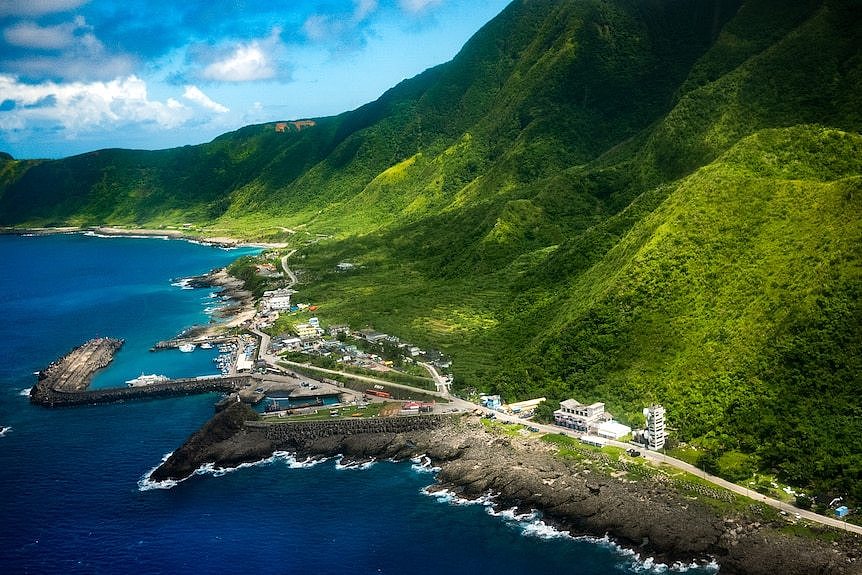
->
[178,343,196,352]
[200,342,213,349]
[265,400,282,413]
[126,374,169,387]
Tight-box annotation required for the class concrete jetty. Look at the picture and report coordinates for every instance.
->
[31,375,254,407]
[30,338,124,404]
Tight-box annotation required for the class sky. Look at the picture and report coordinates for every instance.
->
[0,0,509,159]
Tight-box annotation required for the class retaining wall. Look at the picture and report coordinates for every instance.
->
[248,415,447,445]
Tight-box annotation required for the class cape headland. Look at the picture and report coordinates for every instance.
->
[150,403,861,575]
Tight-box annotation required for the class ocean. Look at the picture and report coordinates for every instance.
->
[0,234,715,574]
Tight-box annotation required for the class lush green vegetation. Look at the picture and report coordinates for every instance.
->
[2,0,860,506]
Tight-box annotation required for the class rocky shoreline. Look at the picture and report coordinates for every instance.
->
[151,404,861,575]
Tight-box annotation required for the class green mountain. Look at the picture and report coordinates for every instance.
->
[2,0,861,501]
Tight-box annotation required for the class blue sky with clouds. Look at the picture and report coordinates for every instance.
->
[0,0,509,159]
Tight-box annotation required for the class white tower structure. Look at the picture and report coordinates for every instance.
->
[643,405,666,450]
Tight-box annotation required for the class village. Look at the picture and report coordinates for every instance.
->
[193,257,670,456]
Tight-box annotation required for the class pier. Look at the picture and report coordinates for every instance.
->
[31,375,254,407]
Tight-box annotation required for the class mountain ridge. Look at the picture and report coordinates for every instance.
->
[1,0,861,503]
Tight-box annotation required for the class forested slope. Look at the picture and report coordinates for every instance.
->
[1,0,860,500]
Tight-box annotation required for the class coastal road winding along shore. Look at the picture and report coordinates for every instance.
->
[484,408,862,535]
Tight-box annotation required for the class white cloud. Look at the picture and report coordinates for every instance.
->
[302,14,330,42]
[4,17,87,50]
[353,0,378,21]
[202,43,272,82]
[399,0,443,13]
[303,0,378,43]
[183,85,228,113]
[0,74,192,134]
[0,0,88,17]
[3,16,135,81]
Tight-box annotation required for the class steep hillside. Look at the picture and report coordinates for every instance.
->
[1,0,860,501]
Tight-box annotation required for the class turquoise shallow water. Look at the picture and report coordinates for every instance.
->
[0,234,716,574]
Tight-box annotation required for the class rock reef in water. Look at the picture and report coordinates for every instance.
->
[151,411,861,575]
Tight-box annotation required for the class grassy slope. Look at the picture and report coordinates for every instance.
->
[0,0,860,499]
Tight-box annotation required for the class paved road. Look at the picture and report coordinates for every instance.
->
[480,408,862,534]
[280,249,297,288]
[617,445,862,534]
[418,362,451,395]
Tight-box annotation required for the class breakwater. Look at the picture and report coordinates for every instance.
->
[248,414,448,444]
[36,337,124,392]
[31,375,254,407]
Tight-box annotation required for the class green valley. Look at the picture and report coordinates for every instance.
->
[1,0,860,507]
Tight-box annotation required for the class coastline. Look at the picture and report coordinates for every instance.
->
[149,405,862,575]
[0,225,289,249]
[5,226,265,342]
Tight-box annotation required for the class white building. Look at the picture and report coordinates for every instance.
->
[580,435,607,448]
[644,405,666,450]
[308,317,320,327]
[554,399,605,431]
[596,420,632,440]
[269,296,292,310]
[294,323,318,340]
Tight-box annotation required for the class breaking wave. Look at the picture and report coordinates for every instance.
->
[138,451,328,491]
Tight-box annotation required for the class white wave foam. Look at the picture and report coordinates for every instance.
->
[171,278,194,290]
[420,487,717,573]
[410,454,441,474]
[0,426,11,437]
[139,450,324,491]
[420,486,498,507]
[274,451,328,469]
[334,455,376,470]
[138,452,182,491]
[85,231,171,241]
[19,388,32,396]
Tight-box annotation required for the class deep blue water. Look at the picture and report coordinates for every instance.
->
[0,234,714,574]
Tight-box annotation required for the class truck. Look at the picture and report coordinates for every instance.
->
[365,389,391,399]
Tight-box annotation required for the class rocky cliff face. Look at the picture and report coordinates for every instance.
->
[149,403,273,482]
[151,411,861,574]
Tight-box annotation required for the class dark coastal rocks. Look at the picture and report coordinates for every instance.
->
[150,403,273,482]
[152,411,861,574]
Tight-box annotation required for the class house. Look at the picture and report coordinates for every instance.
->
[328,325,351,337]
[596,420,632,440]
[554,399,605,431]
[269,296,292,310]
[836,506,850,518]
[643,405,666,450]
[358,329,387,343]
[294,323,318,340]
[336,262,355,271]
[480,394,502,410]
[308,317,320,328]
[580,435,607,448]
[505,397,546,415]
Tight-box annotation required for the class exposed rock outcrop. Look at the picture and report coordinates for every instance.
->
[151,412,862,575]
[150,403,273,482]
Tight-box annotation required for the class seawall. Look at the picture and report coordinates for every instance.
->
[247,414,448,444]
